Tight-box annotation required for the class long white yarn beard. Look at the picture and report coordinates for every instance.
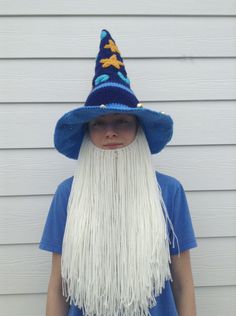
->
[61,127,172,316]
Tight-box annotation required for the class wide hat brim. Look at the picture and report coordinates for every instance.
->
[54,103,173,159]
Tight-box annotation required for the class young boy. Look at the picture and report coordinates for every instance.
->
[39,30,197,316]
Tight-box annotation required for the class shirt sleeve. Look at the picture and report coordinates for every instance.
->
[169,182,197,256]
[39,181,70,254]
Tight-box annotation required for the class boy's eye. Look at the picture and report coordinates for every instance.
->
[91,121,104,127]
[89,117,135,130]
[116,119,128,124]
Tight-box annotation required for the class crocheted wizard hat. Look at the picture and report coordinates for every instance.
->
[54,30,173,159]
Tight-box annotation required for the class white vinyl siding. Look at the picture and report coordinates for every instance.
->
[0,1,236,315]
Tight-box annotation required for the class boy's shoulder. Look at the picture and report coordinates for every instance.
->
[155,171,183,193]
[56,176,74,194]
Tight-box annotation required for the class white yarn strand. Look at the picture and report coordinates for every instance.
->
[61,128,173,316]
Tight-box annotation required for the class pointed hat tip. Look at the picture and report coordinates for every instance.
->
[100,29,111,40]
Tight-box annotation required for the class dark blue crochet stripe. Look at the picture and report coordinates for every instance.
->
[91,82,135,95]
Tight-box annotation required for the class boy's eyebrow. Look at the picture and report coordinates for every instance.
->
[89,114,136,124]
[91,114,127,121]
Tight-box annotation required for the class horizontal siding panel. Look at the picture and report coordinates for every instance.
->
[0,238,235,294]
[1,287,236,316]
[0,191,235,245]
[193,238,236,287]
[0,293,46,316]
[1,101,236,149]
[1,146,236,196]
[0,244,49,295]
[150,101,236,146]
[189,191,236,238]
[0,0,236,15]
[0,195,52,244]
[0,59,236,102]
[195,286,236,316]
[1,17,236,58]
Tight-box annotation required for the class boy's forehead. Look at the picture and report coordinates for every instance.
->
[90,113,135,121]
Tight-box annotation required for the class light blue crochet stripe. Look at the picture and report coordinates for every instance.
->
[91,82,135,95]
[83,103,133,110]
[100,30,107,40]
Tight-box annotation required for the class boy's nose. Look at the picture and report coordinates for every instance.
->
[104,124,118,137]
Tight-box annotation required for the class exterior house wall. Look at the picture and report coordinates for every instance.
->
[0,1,236,315]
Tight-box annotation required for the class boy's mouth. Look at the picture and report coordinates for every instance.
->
[103,143,123,148]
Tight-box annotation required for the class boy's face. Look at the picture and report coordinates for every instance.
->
[88,113,138,149]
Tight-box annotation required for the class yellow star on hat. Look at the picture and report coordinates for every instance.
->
[100,54,124,69]
[104,39,120,54]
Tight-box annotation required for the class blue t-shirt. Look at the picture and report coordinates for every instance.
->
[39,172,197,316]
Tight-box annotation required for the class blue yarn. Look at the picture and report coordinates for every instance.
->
[54,103,173,159]
[95,74,110,86]
[100,30,107,40]
[54,29,173,160]
[91,82,135,96]
[117,71,130,84]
